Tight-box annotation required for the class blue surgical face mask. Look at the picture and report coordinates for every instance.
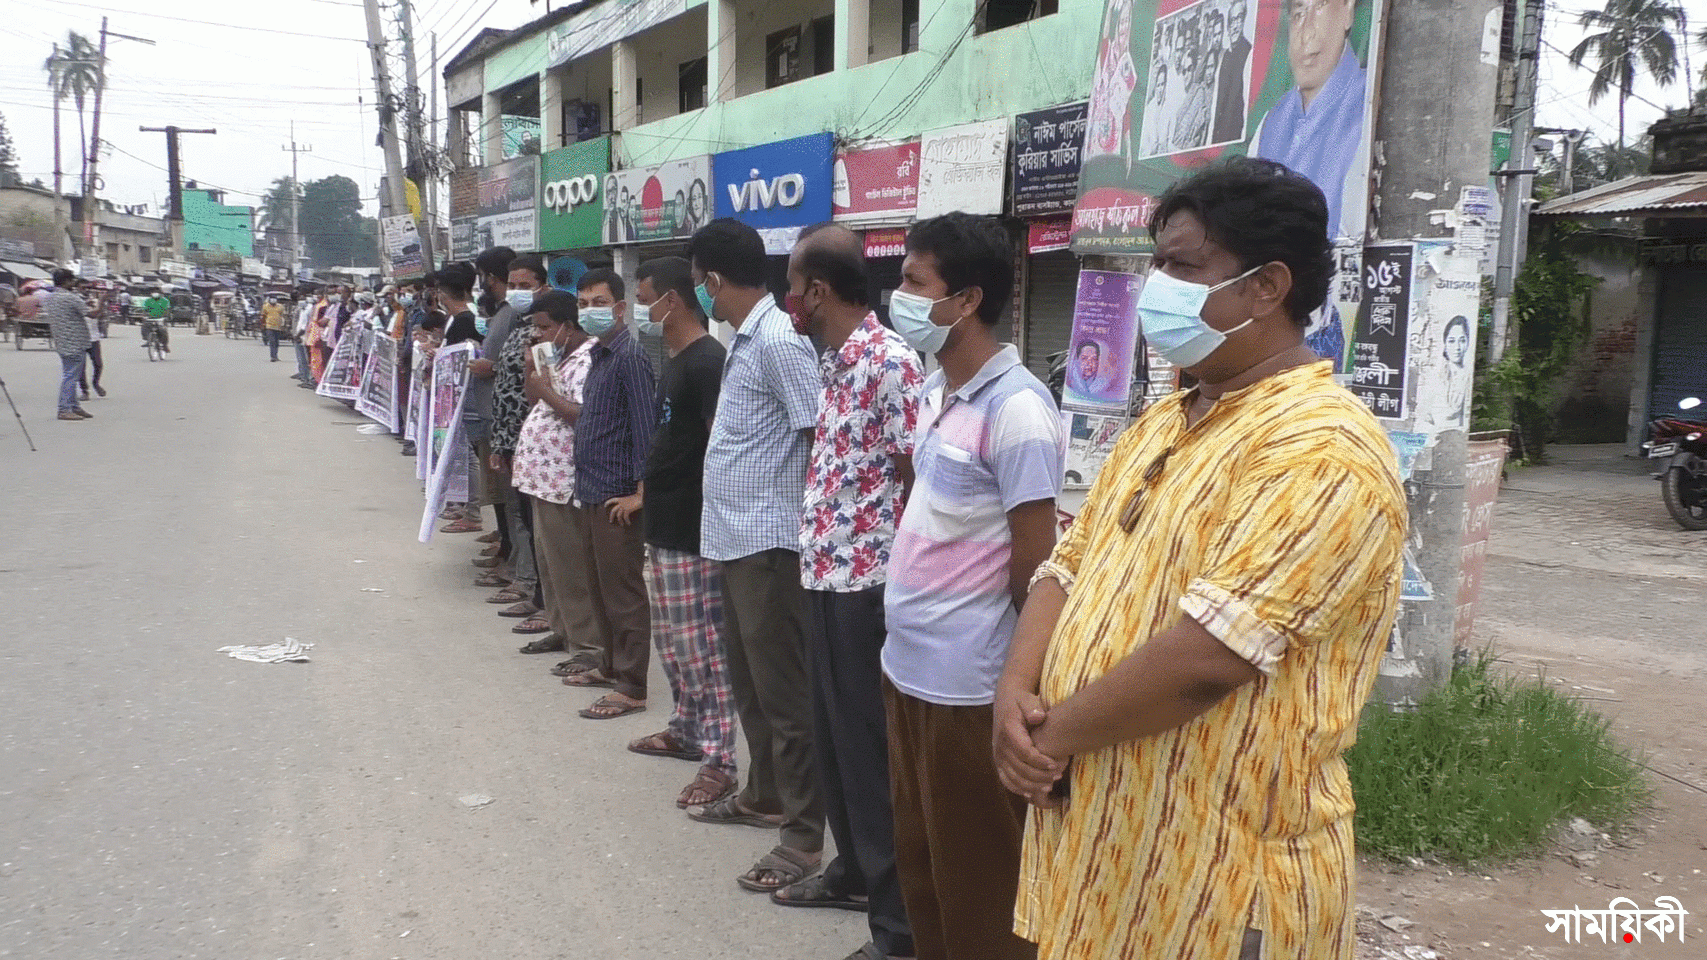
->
[506,288,535,314]
[401,293,416,308]
[889,289,962,355]
[694,274,718,321]
[633,302,665,338]
[474,313,489,337]
[580,306,616,338]
[1135,265,1262,368]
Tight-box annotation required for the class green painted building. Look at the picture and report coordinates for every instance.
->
[181,186,255,258]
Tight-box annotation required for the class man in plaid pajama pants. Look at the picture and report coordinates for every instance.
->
[625,256,740,809]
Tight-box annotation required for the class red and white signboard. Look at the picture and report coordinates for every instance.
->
[1027,218,1073,254]
[863,228,908,259]
[833,141,920,225]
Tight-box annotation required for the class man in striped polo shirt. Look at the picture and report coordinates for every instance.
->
[881,213,1066,960]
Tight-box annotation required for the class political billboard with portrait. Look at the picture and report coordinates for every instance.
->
[1071,0,1384,368]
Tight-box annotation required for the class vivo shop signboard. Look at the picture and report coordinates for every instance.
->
[713,132,834,255]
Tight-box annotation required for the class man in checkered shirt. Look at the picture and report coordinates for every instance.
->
[687,219,827,896]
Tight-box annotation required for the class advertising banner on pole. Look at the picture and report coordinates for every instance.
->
[356,334,400,428]
[476,156,540,253]
[602,155,713,245]
[421,342,475,542]
[1062,269,1146,411]
[380,216,426,281]
[1071,0,1385,371]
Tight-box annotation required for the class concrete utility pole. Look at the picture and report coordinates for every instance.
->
[1371,0,1504,702]
[282,123,312,279]
[1490,0,1543,364]
[82,17,155,259]
[138,125,217,255]
[363,0,412,241]
[398,0,437,268]
[49,43,66,261]
[429,31,441,267]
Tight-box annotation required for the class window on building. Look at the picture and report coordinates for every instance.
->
[978,0,1058,34]
[679,57,708,112]
[811,16,835,76]
[903,0,920,52]
[139,245,151,263]
[766,26,803,88]
[106,242,120,260]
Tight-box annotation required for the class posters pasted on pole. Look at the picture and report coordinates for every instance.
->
[316,325,367,401]
[1071,0,1387,372]
[380,216,425,281]
[1061,269,1145,489]
[1351,242,1413,421]
[356,334,400,429]
[420,342,474,543]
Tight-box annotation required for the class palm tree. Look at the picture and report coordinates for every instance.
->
[42,31,102,196]
[1566,0,1683,149]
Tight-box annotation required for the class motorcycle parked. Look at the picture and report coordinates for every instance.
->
[1644,397,1707,530]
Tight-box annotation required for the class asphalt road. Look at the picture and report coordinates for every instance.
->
[0,327,862,960]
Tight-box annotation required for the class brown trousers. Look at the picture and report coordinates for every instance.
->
[575,502,650,701]
[884,680,1036,960]
[531,497,601,667]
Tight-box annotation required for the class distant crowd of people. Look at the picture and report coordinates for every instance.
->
[286,160,1406,960]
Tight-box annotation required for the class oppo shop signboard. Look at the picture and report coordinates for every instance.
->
[538,137,610,252]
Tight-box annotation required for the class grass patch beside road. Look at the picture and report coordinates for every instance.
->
[1347,656,1651,863]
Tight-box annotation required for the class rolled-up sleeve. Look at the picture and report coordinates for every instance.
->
[1179,448,1404,675]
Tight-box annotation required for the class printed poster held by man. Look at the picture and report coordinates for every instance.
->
[1072,0,1385,372]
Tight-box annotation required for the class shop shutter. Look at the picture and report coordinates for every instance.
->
[1023,250,1079,381]
[1649,265,1707,421]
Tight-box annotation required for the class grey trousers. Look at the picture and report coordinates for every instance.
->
[722,548,823,853]
[501,474,536,592]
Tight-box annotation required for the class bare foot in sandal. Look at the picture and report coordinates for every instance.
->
[737,845,820,893]
[579,692,645,720]
[676,765,736,808]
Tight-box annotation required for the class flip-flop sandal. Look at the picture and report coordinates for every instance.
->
[497,602,539,619]
[471,555,503,568]
[676,765,738,809]
[736,846,820,893]
[628,731,704,762]
[511,617,552,635]
[487,587,531,604]
[770,874,870,912]
[440,519,483,534]
[688,796,784,829]
[479,544,503,558]
[562,669,615,688]
[474,573,510,588]
[578,694,645,720]
[550,659,599,678]
[476,531,502,544]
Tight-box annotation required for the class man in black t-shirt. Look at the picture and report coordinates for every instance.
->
[623,256,741,811]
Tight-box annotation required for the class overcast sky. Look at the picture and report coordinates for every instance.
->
[0,0,1702,226]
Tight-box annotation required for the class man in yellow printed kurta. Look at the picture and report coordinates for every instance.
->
[995,159,1406,960]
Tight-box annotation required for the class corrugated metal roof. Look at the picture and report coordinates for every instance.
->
[1536,171,1707,217]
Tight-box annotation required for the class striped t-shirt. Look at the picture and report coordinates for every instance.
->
[882,345,1065,706]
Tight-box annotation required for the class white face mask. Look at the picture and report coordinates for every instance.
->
[889,289,963,355]
[1135,265,1262,368]
[632,302,666,338]
[506,288,535,313]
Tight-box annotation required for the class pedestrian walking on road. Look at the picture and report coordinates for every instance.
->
[45,269,95,421]
[1001,160,1407,960]
[881,212,1065,960]
[687,219,827,896]
[262,295,286,361]
[78,307,105,400]
[781,223,922,960]
[623,255,740,810]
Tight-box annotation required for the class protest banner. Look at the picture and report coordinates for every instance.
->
[356,334,400,429]
[420,343,475,543]
[316,327,366,401]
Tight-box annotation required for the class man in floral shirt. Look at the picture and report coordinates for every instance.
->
[778,223,922,960]
[511,291,602,679]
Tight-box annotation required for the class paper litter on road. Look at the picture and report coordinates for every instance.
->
[357,424,392,435]
[361,587,385,593]
[458,794,494,809]
[216,637,314,663]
